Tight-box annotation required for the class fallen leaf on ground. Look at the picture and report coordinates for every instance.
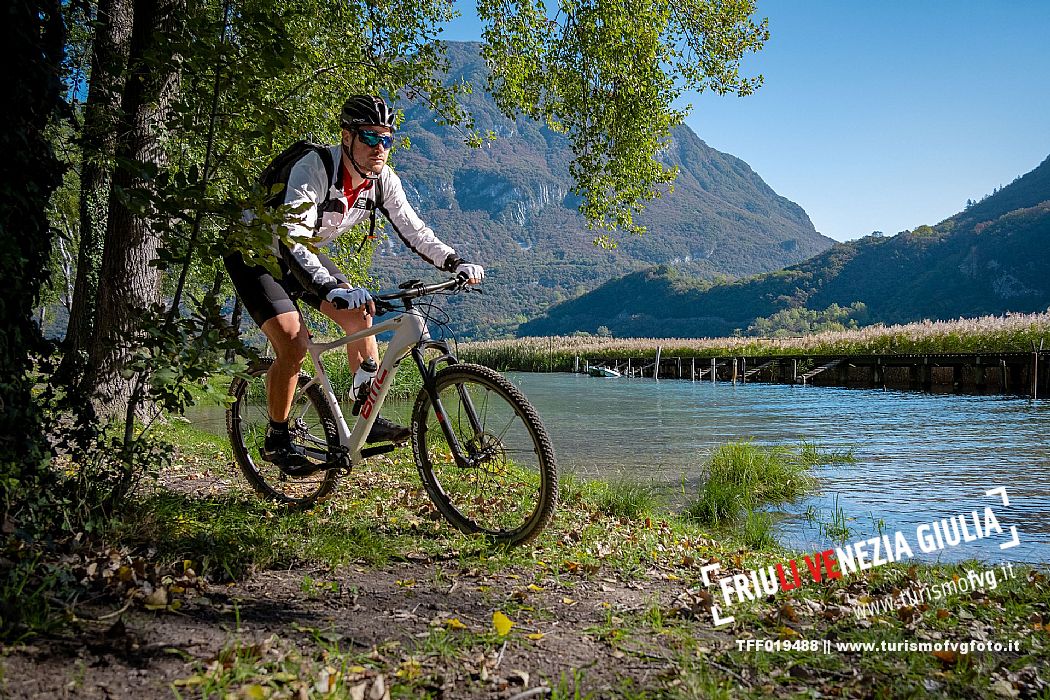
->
[493,611,514,636]
[143,587,168,610]
[932,650,959,665]
[508,669,530,686]
[238,685,267,699]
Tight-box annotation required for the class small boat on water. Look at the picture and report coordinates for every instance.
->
[588,366,621,378]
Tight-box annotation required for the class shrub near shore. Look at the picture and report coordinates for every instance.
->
[461,312,1050,372]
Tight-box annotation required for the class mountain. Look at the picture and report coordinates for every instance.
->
[371,42,833,338]
[519,155,1050,337]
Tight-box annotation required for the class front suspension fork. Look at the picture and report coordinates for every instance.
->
[412,342,484,467]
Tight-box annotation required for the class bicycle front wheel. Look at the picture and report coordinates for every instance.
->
[227,358,339,509]
[411,364,557,547]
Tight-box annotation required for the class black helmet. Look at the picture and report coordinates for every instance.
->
[340,95,396,130]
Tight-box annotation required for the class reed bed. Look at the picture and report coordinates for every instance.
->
[459,312,1050,371]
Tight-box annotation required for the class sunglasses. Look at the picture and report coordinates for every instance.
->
[357,129,394,149]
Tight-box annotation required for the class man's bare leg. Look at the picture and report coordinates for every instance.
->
[318,300,377,374]
[260,311,309,422]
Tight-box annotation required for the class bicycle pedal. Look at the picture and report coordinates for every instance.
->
[277,460,329,478]
[361,444,397,459]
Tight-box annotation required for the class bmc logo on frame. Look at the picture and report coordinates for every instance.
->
[361,369,389,419]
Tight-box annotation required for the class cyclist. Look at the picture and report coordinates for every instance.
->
[225,95,484,470]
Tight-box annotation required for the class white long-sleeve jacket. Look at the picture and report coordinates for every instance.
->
[278,145,460,297]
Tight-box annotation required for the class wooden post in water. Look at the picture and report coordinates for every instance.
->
[691,357,696,381]
[741,357,747,384]
[731,358,738,384]
[711,357,717,384]
[654,346,662,380]
[574,355,579,373]
[1034,350,1040,400]
[627,357,632,378]
[677,357,682,379]
[792,359,798,384]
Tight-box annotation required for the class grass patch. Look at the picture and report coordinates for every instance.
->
[741,509,777,550]
[22,402,1050,699]
[684,441,823,527]
[592,477,660,519]
[0,556,75,642]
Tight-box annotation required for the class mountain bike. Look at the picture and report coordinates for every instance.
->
[226,277,557,547]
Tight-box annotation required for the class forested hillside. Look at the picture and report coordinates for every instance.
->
[521,155,1050,337]
[371,42,832,338]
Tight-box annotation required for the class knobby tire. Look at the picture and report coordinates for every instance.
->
[411,363,557,547]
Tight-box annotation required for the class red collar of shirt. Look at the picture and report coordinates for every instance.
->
[342,164,374,206]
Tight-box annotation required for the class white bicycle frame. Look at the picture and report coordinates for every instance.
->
[298,306,431,468]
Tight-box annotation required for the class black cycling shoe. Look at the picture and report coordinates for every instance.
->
[367,416,411,444]
[261,428,315,474]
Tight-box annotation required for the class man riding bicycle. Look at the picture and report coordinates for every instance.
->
[224,95,484,471]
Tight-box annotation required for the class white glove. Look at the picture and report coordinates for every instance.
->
[455,262,485,283]
[326,287,372,310]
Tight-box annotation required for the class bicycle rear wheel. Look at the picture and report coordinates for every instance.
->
[411,363,557,546]
[227,358,339,509]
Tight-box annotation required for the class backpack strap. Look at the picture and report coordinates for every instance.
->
[315,146,336,194]
[310,146,337,230]
[357,174,384,253]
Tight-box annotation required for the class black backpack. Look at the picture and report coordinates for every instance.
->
[260,140,383,248]
[260,140,334,208]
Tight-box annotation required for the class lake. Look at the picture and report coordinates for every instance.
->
[186,372,1050,564]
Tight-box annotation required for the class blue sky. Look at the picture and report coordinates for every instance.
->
[440,1,1050,242]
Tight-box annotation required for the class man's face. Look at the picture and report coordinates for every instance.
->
[343,125,393,175]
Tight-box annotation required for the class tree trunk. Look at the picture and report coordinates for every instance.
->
[89,0,182,415]
[62,0,134,369]
[225,296,243,363]
[0,0,66,521]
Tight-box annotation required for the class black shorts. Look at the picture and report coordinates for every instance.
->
[223,251,350,327]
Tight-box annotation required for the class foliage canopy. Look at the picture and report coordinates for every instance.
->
[478,0,767,236]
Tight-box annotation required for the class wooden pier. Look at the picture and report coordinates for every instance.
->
[578,351,1050,398]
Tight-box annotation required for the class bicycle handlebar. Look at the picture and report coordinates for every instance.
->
[372,276,470,315]
[377,276,465,302]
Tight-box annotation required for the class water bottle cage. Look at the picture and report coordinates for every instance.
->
[351,379,373,416]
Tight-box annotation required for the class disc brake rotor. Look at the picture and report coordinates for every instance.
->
[464,431,507,474]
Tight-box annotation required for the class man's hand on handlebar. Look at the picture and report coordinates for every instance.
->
[326,286,376,317]
[454,262,485,285]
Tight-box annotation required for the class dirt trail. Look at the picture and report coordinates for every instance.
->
[2,556,717,698]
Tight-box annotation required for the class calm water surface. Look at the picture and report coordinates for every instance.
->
[188,372,1050,564]
[513,373,1050,564]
